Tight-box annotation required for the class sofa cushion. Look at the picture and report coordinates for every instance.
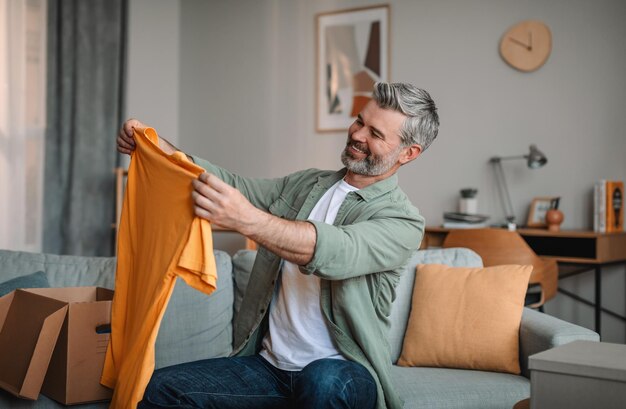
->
[388,248,483,363]
[0,271,49,296]
[155,250,234,368]
[392,365,529,409]
[397,264,531,374]
[0,250,117,289]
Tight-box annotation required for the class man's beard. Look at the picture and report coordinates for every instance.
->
[341,140,403,176]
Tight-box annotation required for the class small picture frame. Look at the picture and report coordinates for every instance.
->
[527,197,559,227]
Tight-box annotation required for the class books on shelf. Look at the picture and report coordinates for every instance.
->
[594,180,624,233]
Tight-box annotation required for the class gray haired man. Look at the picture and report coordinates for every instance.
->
[118,82,439,409]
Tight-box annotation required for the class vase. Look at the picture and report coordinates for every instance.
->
[545,209,564,232]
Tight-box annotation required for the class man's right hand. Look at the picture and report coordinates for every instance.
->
[117,118,146,155]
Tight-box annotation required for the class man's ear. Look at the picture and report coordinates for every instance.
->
[399,144,422,165]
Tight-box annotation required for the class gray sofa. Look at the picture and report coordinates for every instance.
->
[0,247,599,408]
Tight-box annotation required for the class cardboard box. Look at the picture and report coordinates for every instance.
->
[0,287,114,404]
[529,340,626,409]
[0,290,68,400]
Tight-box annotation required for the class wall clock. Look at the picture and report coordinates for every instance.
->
[500,20,552,72]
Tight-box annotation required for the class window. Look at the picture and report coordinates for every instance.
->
[0,0,47,251]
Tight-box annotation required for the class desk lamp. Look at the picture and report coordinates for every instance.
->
[490,144,547,226]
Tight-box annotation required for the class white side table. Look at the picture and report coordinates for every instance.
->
[529,340,626,409]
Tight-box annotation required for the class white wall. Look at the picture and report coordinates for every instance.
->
[125,0,180,145]
[177,0,626,229]
[128,0,626,342]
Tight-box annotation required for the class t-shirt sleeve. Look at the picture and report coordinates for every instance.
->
[177,217,218,293]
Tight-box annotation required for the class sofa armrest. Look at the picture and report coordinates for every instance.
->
[519,307,600,378]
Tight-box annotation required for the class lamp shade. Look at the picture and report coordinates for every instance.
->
[527,144,547,169]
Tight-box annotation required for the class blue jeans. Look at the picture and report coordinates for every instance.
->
[138,355,377,409]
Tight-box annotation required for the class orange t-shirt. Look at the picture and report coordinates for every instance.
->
[101,127,217,409]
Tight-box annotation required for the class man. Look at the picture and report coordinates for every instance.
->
[117,82,439,409]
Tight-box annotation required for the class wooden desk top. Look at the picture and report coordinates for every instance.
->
[517,228,626,239]
[427,226,626,239]
[425,227,626,265]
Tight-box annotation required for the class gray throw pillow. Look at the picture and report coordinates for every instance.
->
[0,271,50,297]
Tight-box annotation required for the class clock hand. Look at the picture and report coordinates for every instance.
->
[528,31,533,51]
[508,36,531,51]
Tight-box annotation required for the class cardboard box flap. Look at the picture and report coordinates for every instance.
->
[0,290,68,400]
[0,291,15,333]
[97,287,114,301]
[529,340,626,383]
[25,287,114,303]
[26,287,98,303]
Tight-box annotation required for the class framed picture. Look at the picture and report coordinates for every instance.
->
[527,197,559,227]
[316,5,390,132]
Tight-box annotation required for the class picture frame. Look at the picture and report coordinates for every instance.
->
[527,197,559,227]
[316,4,390,132]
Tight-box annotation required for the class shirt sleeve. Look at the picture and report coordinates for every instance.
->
[191,155,287,211]
[300,206,425,280]
[177,217,218,293]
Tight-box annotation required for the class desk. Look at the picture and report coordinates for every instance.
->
[424,227,626,336]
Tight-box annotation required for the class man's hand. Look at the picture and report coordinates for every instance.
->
[117,118,179,156]
[192,172,316,265]
[192,173,258,232]
[117,118,145,155]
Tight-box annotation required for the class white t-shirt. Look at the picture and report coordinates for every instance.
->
[259,179,359,371]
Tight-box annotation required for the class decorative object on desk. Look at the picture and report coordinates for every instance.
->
[543,196,563,231]
[458,188,478,214]
[315,5,389,132]
[545,209,564,232]
[594,180,624,233]
[442,212,489,228]
[490,144,548,227]
[527,196,559,228]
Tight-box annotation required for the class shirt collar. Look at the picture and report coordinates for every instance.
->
[316,168,399,202]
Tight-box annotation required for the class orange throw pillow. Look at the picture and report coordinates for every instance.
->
[397,264,532,374]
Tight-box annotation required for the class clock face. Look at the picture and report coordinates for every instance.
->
[500,20,551,72]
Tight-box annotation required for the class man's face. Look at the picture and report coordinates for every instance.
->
[341,100,407,176]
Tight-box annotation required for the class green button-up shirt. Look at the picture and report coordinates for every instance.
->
[193,156,424,409]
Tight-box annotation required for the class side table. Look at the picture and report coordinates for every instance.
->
[529,340,626,409]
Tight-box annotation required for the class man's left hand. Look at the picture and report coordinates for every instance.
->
[192,172,316,265]
[192,173,258,233]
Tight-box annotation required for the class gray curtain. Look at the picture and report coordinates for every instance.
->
[43,0,127,256]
